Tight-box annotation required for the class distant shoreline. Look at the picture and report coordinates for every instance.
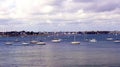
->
[0,31,119,37]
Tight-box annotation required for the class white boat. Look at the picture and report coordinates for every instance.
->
[71,41,80,44]
[113,40,120,43]
[71,32,80,44]
[5,42,13,45]
[15,39,19,42]
[85,39,89,41]
[22,42,29,45]
[89,39,97,42]
[106,38,113,41]
[113,33,120,43]
[52,39,61,43]
[36,41,46,45]
[51,32,61,43]
[30,40,38,44]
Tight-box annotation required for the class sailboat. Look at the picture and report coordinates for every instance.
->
[30,36,38,44]
[106,33,113,41]
[21,36,29,45]
[36,36,46,45]
[22,42,29,45]
[52,32,61,43]
[14,38,20,42]
[113,33,120,43]
[5,42,13,45]
[52,39,61,43]
[89,39,97,43]
[106,38,113,41]
[71,32,80,44]
[36,40,46,45]
[5,35,13,45]
[83,32,89,41]
[30,40,38,44]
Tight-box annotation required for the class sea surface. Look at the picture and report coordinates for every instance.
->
[0,34,120,67]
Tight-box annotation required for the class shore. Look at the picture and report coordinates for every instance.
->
[0,31,120,37]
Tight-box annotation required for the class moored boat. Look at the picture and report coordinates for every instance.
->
[71,41,80,44]
[89,39,97,43]
[22,42,29,45]
[71,32,80,44]
[106,38,113,41]
[113,40,120,43]
[5,42,13,45]
[52,39,61,43]
[30,40,38,44]
[36,41,46,45]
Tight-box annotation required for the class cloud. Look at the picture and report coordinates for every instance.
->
[0,0,120,31]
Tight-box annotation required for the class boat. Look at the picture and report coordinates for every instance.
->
[52,39,61,43]
[106,38,113,41]
[51,32,61,43]
[14,39,19,42]
[22,42,29,45]
[5,36,13,45]
[36,41,46,45]
[71,32,80,44]
[5,42,13,45]
[113,40,120,43]
[113,33,120,43]
[89,39,97,43]
[85,39,89,41]
[30,40,38,44]
[71,41,80,44]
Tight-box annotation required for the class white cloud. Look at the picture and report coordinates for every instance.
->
[0,0,120,31]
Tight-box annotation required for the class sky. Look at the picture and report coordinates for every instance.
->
[0,0,120,32]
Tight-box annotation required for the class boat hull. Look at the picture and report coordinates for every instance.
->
[22,42,29,45]
[36,42,46,45]
[114,40,120,43]
[71,41,80,44]
[5,42,13,45]
[52,39,61,43]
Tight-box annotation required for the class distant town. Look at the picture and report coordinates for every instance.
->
[0,31,120,37]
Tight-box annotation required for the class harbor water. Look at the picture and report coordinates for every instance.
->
[0,34,120,67]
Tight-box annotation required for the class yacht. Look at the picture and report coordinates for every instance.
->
[71,32,80,44]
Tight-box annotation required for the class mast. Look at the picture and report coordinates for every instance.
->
[73,32,76,41]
